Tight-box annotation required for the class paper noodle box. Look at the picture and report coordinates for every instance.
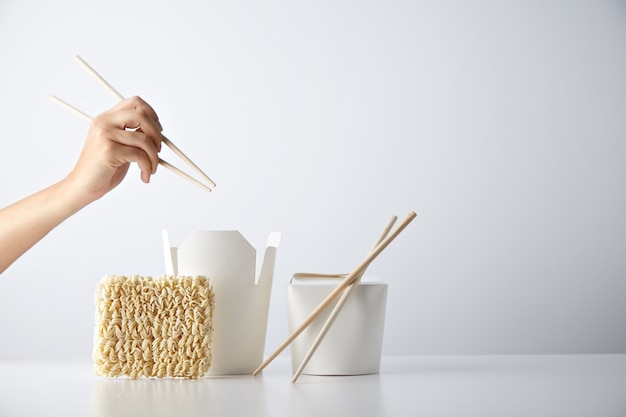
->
[164,230,281,375]
[287,275,388,375]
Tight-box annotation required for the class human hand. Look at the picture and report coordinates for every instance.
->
[0,96,165,273]
[65,96,163,204]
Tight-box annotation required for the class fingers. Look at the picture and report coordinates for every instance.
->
[92,96,164,178]
[114,144,155,184]
[90,116,161,176]
[105,97,163,148]
[110,96,162,132]
[112,129,161,175]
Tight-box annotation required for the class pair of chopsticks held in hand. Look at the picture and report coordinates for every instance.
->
[254,211,417,383]
[51,55,215,193]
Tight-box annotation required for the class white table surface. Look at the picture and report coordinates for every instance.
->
[1,355,625,417]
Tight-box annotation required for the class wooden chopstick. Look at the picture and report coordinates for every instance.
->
[74,55,216,189]
[252,211,417,376]
[290,215,398,383]
[159,135,216,188]
[54,55,215,191]
[50,95,92,121]
[74,55,125,102]
[50,95,213,193]
[157,158,213,193]
[291,272,349,279]
[75,55,216,189]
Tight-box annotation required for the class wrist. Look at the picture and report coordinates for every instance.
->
[56,174,99,214]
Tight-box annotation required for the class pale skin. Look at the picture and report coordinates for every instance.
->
[0,96,163,274]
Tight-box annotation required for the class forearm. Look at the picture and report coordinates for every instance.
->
[0,178,88,273]
[0,96,162,274]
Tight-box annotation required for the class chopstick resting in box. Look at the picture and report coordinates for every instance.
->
[290,215,398,383]
[253,211,417,377]
[51,55,215,193]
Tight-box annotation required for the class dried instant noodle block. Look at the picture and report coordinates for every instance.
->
[94,275,214,378]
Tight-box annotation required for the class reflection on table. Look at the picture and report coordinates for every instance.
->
[1,355,625,417]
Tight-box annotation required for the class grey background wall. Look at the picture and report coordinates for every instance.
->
[0,0,624,359]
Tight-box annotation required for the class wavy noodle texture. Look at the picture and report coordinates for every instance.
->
[94,275,214,379]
